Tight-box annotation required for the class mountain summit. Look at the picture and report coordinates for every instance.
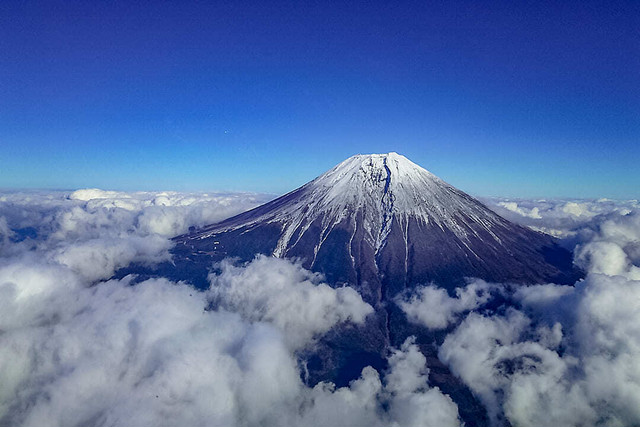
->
[175,152,578,302]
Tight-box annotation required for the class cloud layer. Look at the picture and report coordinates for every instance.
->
[0,189,461,427]
[208,255,374,349]
[401,198,640,426]
[396,280,496,330]
[2,190,640,426]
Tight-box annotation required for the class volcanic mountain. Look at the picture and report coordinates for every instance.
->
[126,153,581,426]
[173,152,577,301]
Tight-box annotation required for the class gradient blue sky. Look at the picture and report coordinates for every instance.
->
[1,1,638,198]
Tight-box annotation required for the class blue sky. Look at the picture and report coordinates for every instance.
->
[1,0,638,198]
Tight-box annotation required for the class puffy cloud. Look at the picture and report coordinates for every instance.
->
[437,201,640,427]
[0,216,12,241]
[0,263,460,427]
[0,256,82,328]
[0,271,302,427]
[513,283,574,308]
[384,338,461,427]
[441,271,640,427]
[484,197,637,239]
[439,309,595,427]
[497,201,542,219]
[573,274,640,426]
[208,255,374,349]
[0,189,269,242]
[51,235,173,282]
[573,211,640,280]
[302,338,461,427]
[0,189,270,280]
[396,280,496,329]
[562,201,598,218]
[0,189,461,427]
[576,211,640,280]
[68,188,129,201]
[4,189,640,427]
[575,241,633,276]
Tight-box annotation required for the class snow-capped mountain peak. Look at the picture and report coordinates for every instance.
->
[176,152,578,302]
[167,152,581,421]
[194,153,504,257]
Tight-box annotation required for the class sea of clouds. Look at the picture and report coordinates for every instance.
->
[0,190,639,427]
[0,189,459,427]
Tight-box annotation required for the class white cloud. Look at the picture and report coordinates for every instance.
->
[0,189,270,280]
[397,280,495,329]
[302,337,461,427]
[575,241,632,276]
[3,190,640,427]
[513,283,574,309]
[497,201,542,219]
[573,274,640,426]
[437,201,640,427]
[0,256,82,328]
[68,188,130,201]
[561,201,598,218]
[384,338,461,427]
[0,273,301,427]
[439,308,597,427]
[483,197,637,240]
[0,263,460,427]
[0,189,461,427]
[0,189,269,242]
[0,216,12,242]
[208,255,373,349]
[51,235,173,282]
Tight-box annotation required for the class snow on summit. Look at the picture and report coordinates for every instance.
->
[175,153,579,299]
[194,152,506,255]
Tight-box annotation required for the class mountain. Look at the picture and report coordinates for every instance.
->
[135,153,581,426]
[174,152,578,300]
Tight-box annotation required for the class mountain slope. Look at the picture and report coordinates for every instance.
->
[175,153,578,303]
